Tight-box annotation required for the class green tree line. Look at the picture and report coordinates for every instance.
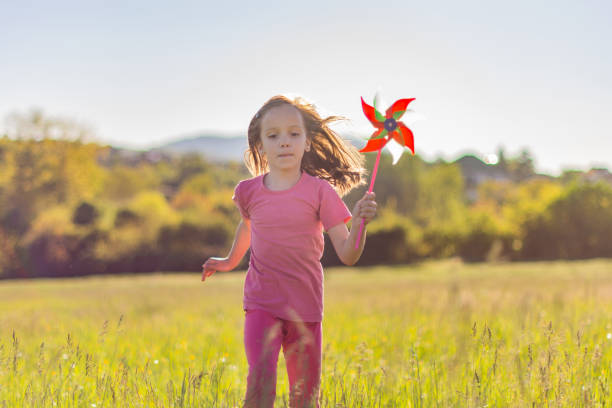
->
[1,112,611,278]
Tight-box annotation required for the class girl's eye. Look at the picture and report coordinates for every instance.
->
[291,132,300,137]
[267,134,276,139]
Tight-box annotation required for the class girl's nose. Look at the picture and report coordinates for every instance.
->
[280,134,291,146]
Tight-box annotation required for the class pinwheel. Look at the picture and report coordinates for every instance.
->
[355,94,419,248]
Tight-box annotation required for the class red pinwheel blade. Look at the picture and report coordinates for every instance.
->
[359,135,388,152]
[398,122,415,154]
[361,97,384,129]
[386,98,416,120]
[390,131,403,146]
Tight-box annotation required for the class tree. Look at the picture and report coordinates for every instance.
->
[1,139,105,231]
[496,146,508,173]
[507,148,535,182]
[4,109,95,142]
[522,182,612,259]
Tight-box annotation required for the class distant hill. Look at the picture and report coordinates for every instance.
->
[151,133,368,162]
[152,134,249,162]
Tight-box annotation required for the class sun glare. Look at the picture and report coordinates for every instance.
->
[484,153,499,165]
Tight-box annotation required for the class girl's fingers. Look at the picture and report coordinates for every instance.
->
[357,200,376,212]
[360,205,376,218]
[202,268,216,281]
[202,258,221,281]
[359,204,376,213]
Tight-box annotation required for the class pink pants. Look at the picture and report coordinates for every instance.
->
[243,309,322,408]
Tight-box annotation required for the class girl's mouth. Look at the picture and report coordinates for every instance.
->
[278,154,293,157]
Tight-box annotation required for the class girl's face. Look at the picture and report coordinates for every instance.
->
[259,105,311,173]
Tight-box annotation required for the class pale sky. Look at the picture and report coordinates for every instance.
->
[2,0,611,175]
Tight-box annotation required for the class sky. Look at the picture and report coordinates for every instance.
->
[1,0,611,175]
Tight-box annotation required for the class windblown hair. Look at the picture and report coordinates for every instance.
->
[245,95,366,196]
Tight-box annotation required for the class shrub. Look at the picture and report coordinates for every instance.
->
[522,182,612,259]
[72,202,99,225]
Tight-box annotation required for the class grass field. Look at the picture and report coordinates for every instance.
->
[1,259,612,407]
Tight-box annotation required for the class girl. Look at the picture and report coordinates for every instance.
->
[201,95,377,408]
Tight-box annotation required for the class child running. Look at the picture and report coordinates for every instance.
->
[201,95,377,408]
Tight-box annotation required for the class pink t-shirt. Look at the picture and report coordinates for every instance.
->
[232,171,352,322]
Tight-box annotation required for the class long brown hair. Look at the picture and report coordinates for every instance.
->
[245,95,366,196]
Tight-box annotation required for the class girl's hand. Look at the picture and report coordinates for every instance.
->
[201,257,233,282]
[352,192,377,225]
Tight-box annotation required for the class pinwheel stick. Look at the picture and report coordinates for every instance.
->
[355,147,382,249]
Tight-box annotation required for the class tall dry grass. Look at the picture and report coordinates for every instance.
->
[1,259,611,406]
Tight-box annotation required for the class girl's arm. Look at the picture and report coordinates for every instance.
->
[327,192,377,266]
[201,218,251,281]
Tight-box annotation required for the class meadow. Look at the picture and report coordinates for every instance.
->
[1,259,611,407]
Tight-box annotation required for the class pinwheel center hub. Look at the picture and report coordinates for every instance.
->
[384,118,397,132]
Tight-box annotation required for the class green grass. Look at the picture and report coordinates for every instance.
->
[1,259,612,407]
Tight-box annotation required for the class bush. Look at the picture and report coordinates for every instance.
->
[522,182,612,259]
[114,208,141,228]
[155,222,232,271]
[456,211,513,262]
[72,202,99,225]
[25,230,108,278]
[322,207,425,266]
